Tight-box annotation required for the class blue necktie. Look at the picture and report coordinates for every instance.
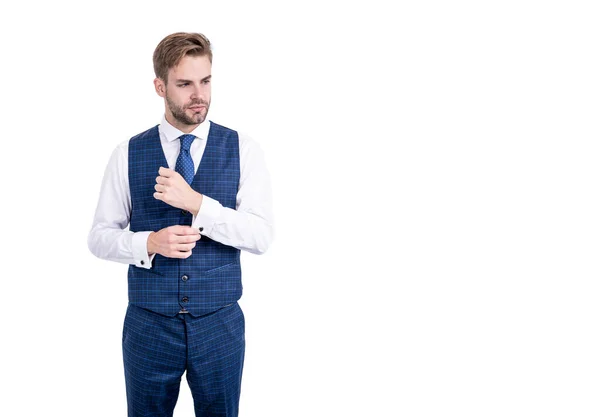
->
[175,134,196,184]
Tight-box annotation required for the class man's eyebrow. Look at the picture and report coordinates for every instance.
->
[174,75,212,83]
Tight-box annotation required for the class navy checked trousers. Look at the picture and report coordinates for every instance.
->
[122,303,245,417]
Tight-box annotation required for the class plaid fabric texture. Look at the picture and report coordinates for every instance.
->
[127,122,242,317]
[122,302,245,416]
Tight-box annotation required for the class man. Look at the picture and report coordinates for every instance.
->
[88,32,274,417]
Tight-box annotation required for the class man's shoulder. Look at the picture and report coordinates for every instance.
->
[209,120,237,135]
[209,120,256,147]
[111,125,160,158]
[130,125,160,143]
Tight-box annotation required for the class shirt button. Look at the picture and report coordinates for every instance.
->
[140,260,145,265]
[181,275,189,282]
[182,296,189,303]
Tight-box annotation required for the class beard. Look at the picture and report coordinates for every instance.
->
[165,92,210,126]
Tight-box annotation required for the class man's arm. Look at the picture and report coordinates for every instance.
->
[87,142,157,269]
[190,133,274,254]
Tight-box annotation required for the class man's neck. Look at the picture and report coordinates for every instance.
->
[165,114,199,134]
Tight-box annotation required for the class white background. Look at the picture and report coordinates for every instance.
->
[1,1,599,416]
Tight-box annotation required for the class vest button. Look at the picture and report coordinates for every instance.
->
[181,296,189,303]
[181,275,188,281]
[181,209,187,215]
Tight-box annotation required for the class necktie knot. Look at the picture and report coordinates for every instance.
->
[179,134,195,153]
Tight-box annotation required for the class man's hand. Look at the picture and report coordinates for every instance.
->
[147,225,201,258]
[154,167,203,215]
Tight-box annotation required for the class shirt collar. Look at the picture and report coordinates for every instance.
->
[159,114,211,142]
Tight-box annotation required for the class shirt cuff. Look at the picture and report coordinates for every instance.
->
[132,231,154,269]
[192,195,222,236]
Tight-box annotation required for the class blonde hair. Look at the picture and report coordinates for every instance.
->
[153,32,212,82]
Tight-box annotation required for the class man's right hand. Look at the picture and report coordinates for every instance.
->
[147,225,201,259]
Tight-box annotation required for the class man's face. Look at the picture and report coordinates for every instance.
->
[156,55,212,131]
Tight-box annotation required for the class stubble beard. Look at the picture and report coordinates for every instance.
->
[166,92,210,126]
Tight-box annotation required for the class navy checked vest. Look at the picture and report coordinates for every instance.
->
[127,122,241,317]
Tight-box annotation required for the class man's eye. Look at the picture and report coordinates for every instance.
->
[202,80,211,84]
[178,83,189,87]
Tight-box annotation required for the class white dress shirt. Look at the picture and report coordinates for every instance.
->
[88,115,274,269]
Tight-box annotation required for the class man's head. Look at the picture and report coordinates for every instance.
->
[153,32,213,132]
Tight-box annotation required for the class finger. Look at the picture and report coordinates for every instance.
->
[175,242,196,251]
[178,226,201,235]
[179,234,202,243]
[158,166,175,177]
[170,225,201,235]
[156,176,167,184]
[171,234,198,244]
[153,192,163,201]
[154,184,166,192]
[171,250,192,259]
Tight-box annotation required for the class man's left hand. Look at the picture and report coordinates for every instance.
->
[154,167,203,215]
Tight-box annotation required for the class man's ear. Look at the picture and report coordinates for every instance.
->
[154,78,166,97]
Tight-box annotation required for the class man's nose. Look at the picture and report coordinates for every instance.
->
[190,84,205,100]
